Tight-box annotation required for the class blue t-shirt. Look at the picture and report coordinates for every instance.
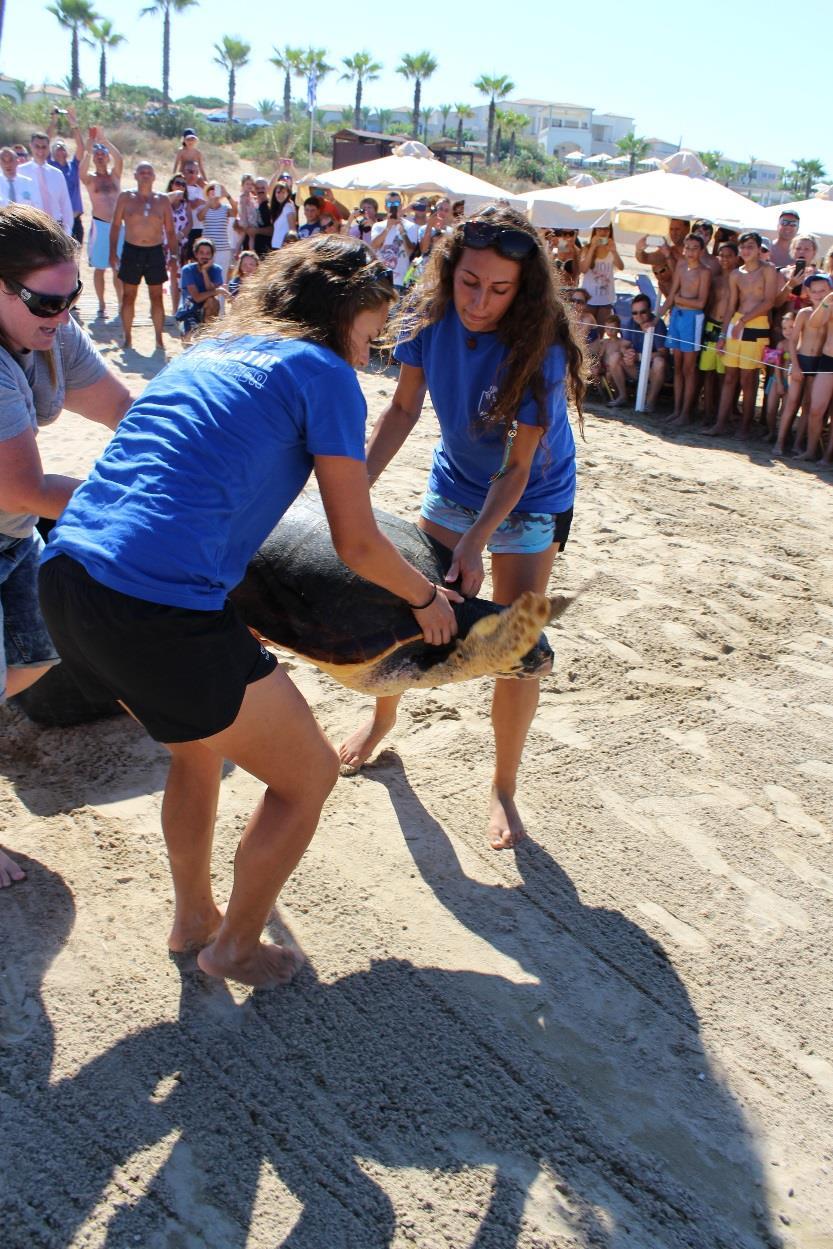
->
[395,305,576,514]
[180,261,223,307]
[44,336,367,610]
[621,316,667,353]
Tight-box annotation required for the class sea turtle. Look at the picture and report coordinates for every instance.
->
[12,497,572,726]
[231,496,571,696]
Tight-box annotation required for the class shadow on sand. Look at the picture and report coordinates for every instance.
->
[0,757,777,1248]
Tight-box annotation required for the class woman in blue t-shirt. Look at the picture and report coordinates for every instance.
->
[39,237,459,989]
[340,205,586,851]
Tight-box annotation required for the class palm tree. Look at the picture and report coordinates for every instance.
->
[494,108,528,161]
[375,107,393,134]
[616,133,651,176]
[340,51,382,129]
[790,158,826,199]
[84,17,124,100]
[256,97,277,120]
[420,106,432,143]
[697,149,723,177]
[140,0,199,109]
[269,45,305,124]
[47,0,99,99]
[454,103,474,149]
[213,35,250,136]
[397,51,438,138]
[438,103,452,137]
[474,73,515,165]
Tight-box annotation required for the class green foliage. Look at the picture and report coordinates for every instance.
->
[504,140,565,186]
[176,94,224,109]
[110,81,163,106]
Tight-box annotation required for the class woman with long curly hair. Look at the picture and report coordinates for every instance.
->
[339,204,586,849]
[39,236,459,985]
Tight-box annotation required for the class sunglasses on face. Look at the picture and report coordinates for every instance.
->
[4,275,83,317]
[462,220,536,260]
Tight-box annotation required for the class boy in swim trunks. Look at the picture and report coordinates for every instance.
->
[707,232,778,437]
[110,162,177,350]
[797,278,833,461]
[659,234,711,426]
[79,126,124,317]
[773,274,831,456]
[700,241,739,424]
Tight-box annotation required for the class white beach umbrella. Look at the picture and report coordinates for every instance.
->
[759,190,833,253]
[526,149,770,233]
[567,173,597,188]
[304,140,525,213]
[564,150,586,162]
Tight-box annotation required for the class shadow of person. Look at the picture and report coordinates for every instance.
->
[360,750,778,1249]
[0,839,776,1247]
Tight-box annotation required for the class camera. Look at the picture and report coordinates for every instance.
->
[52,108,68,116]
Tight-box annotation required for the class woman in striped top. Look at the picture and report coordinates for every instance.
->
[195,181,237,280]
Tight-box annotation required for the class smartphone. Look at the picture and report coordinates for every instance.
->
[793,258,806,275]
[388,205,399,219]
[646,235,666,248]
[310,187,326,199]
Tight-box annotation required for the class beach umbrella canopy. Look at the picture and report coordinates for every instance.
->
[564,150,586,162]
[305,140,525,212]
[525,149,770,233]
[582,153,610,166]
[759,191,833,253]
[567,173,597,188]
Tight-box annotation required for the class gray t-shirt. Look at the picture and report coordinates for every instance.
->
[0,317,107,538]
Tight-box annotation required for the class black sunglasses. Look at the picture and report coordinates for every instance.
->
[4,276,83,317]
[462,220,536,260]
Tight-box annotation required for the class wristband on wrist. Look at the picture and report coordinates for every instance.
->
[409,583,437,611]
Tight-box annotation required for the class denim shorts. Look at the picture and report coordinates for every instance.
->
[0,530,60,700]
[420,490,573,555]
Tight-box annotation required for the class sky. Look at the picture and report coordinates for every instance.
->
[2,0,831,175]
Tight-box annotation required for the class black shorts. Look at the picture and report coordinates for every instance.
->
[554,507,573,550]
[817,353,833,374]
[38,555,277,743]
[118,241,167,287]
[797,352,821,376]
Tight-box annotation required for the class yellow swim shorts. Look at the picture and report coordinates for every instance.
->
[722,314,770,371]
[699,318,726,375]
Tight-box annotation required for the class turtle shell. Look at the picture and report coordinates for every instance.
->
[229,495,507,666]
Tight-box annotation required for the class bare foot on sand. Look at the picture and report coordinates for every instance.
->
[168,903,224,953]
[197,938,302,988]
[487,786,526,851]
[0,848,26,888]
[339,704,398,774]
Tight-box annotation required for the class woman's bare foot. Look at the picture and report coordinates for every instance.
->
[197,938,302,988]
[168,903,224,952]
[338,704,398,773]
[0,849,26,888]
[487,786,526,851]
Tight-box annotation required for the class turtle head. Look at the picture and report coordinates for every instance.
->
[495,632,554,680]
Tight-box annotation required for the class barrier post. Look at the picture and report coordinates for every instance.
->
[634,325,655,413]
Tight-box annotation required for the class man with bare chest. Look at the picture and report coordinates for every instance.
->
[635,218,689,298]
[708,232,778,436]
[699,241,739,422]
[110,162,176,350]
[80,126,124,316]
[659,234,711,424]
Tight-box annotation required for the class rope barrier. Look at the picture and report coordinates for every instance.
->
[589,319,795,376]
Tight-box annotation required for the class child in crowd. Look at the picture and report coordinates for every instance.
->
[774,274,832,456]
[227,249,259,298]
[763,312,794,439]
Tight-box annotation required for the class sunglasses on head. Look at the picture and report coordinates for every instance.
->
[462,220,536,260]
[4,275,83,317]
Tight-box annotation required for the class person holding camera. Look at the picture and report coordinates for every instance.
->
[348,197,380,245]
[47,107,85,244]
[369,192,419,293]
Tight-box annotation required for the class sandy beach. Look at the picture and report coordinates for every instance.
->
[1,273,832,1249]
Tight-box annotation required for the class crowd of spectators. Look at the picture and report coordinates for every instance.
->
[2,114,832,463]
[543,209,833,464]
